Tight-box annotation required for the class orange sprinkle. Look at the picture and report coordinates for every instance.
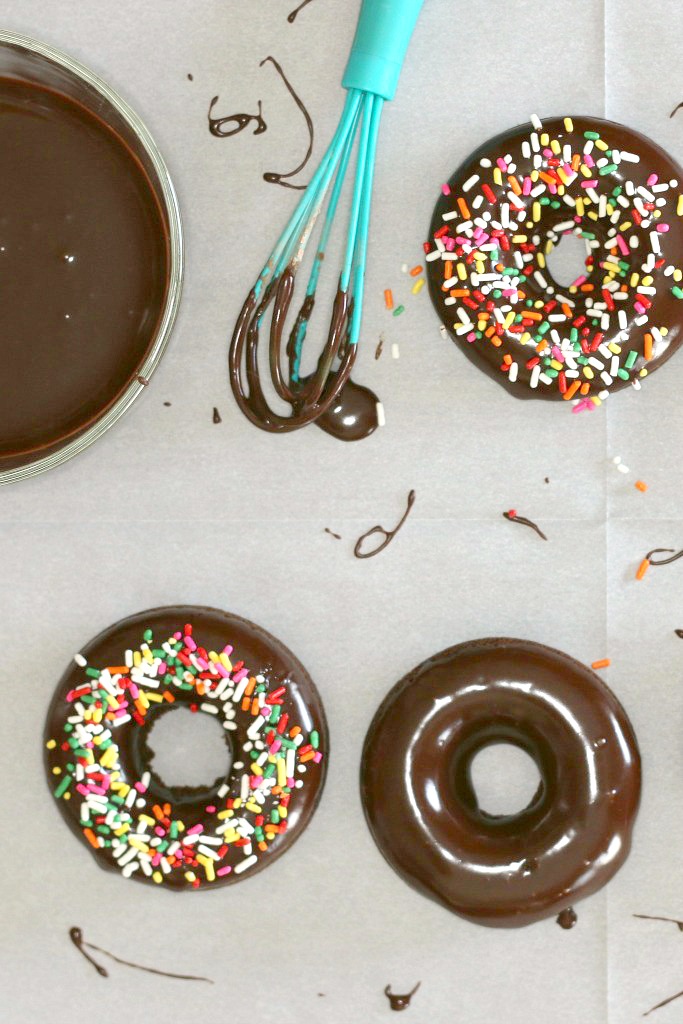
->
[250,697,260,716]
[635,480,648,493]
[539,171,556,186]
[489,335,503,348]
[153,805,165,821]
[444,260,453,279]
[580,283,594,292]
[579,382,591,396]
[162,690,175,703]
[591,659,611,670]
[571,154,581,172]
[523,311,543,322]
[196,682,206,697]
[105,666,129,674]
[384,288,394,310]
[83,828,100,849]
[289,725,302,738]
[561,303,572,317]
[450,288,470,298]
[300,750,316,763]
[457,197,471,219]
[409,265,423,277]
[636,558,650,581]
[133,698,147,717]
[644,333,653,360]
[563,381,581,401]
[503,353,513,365]
[508,175,522,196]
[244,677,256,698]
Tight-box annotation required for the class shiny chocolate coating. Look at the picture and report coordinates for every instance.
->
[45,606,327,890]
[0,77,170,470]
[427,117,683,401]
[361,638,641,927]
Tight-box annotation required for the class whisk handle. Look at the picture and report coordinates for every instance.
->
[342,0,424,101]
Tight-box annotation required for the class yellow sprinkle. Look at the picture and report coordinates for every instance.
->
[184,871,196,882]
[503,311,515,330]
[583,367,595,380]
[639,368,649,377]
[620,221,632,231]
[219,653,232,670]
[540,132,549,146]
[642,275,653,287]
[52,766,61,775]
[145,692,164,703]
[532,202,541,222]
[603,262,621,274]
[630,273,639,288]
[46,739,57,750]
[128,838,150,853]
[221,829,239,843]
[139,814,155,827]
[678,195,683,216]
[64,792,71,801]
[564,117,574,132]
[520,332,531,345]
[530,169,539,182]
[550,359,563,371]
[550,139,561,155]
[537,252,546,269]
[661,326,669,336]
[674,269,683,283]
[412,278,425,295]
[277,759,287,788]
[133,651,142,667]
[591,395,602,406]
[232,798,242,809]
[456,261,467,281]
[477,319,487,332]
[595,138,609,152]
[142,647,153,665]
[512,234,527,243]
[581,164,593,178]
[245,801,263,814]
[100,747,118,770]
[493,167,502,186]
[278,807,288,819]
[576,198,585,217]
[152,871,163,884]
[197,855,215,882]
[588,211,598,222]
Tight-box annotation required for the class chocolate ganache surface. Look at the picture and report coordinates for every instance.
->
[0,77,170,469]
[361,638,641,927]
[427,116,683,406]
[45,607,327,890]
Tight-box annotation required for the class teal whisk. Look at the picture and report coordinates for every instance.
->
[230,0,424,437]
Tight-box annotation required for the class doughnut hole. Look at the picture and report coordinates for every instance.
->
[545,230,590,290]
[469,742,543,819]
[140,706,233,799]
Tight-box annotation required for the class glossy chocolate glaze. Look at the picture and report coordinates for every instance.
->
[0,78,170,469]
[427,117,683,401]
[361,638,641,928]
[45,607,327,890]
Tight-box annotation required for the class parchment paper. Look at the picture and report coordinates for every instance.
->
[1,3,682,1022]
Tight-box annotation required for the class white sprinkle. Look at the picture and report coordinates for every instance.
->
[531,113,542,130]
[401,263,408,273]
[376,401,386,428]
[234,854,258,875]
[200,702,218,715]
[617,463,630,474]
[74,653,87,667]
[463,174,480,192]
[426,249,442,261]
[508,363,519,383]
[391,343,400,360]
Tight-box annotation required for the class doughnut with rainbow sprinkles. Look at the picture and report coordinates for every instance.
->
[426,116,683,410]
[44,606,326,890]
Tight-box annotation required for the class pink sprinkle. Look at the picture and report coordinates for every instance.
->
[572,398,595,414]
[205,805,216,813]
[657,223,670,233]
[269,741,282,755]
[195,656,208,670]
[616,234,629,256]
[151,853,161,867]
[502,289,516,298]
[496,157,508,172]
[233,668,248,683]
[158,661,167,674]
[584,153,595,168]
[581,179,598,189]
[444,236,456,252]
[647,173,659,187]
[222,645,233,656]
[634,301,646,315]
[76,784,89,796]
[187,824,204,835]
[173,631,182,640]
[129,683,139,699]
[134,781,147,793]
[217,865,232,877]
[215,662,230,678]
[154,826,165,837]
[542,147,553,158]
[287,777,295,787]
[466,332,477,343]
[571,274,587,288]
[184,635,197,652]
[313,752,323,764]
[89,785,106,795]
[551,346,564,362]
[522,177,532,196]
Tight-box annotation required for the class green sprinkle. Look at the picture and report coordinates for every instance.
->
[599,164,618,176]
[617,368,630,381]
[625,350,638,369]
[85,667,101,679]
[584,131,600,140]
[393,305,405,317]
[310,730,320,750]
[672,286,683,299]
[54,774,72,798]
[143,629,153,643]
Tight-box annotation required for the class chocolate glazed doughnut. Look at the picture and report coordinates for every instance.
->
[361,638,641,927]
[44,607,327,890]
[426,116,683,408]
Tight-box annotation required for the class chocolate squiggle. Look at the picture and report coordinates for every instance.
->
[69,927,213,983]
[287,0,316,23]
[354,491,416,559]
[208,97,267,138]
[260,56,313,190]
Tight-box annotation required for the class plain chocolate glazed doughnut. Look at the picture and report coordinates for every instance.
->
[361,637,641,928]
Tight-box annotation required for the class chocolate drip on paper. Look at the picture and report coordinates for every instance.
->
[208,97,267,138]
[384,982,421,1011]
[556,907,578,929]
[287,0,316,22]
[70,927,213,983]
[645,548,683,566]
[354,491,416,559]
[260,56,313,190]
[503,510,548,541]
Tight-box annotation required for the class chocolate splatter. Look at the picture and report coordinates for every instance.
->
[375,334,385,360]
[557,907,578,930]
[187,73,194,82]
[635,913,683,933]
[208,96,267,138]
[163,401,171,407]
[288,0,316,22]
[212,407,222,424]
[260,56,313,190]
[503,509,547,541]
[324,527,342,540]
[544,477,550,484]
[69,926,213,983]
[384,982,421,1012]
[670,101,683,119]
[354,490,416,559]
[135,374,149,387]
[646,548,683,566]
[675,630,683,639]
[644,988,683,1017]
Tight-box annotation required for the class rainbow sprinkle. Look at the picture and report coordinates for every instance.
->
[427,115,683,409]
[46,623,323,888]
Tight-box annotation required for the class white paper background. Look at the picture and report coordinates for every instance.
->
[1,2,682,1021]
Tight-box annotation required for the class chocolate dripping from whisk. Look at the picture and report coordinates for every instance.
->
[229,265,379,439]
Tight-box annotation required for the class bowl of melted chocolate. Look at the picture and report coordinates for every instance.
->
[0,31,182,482]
